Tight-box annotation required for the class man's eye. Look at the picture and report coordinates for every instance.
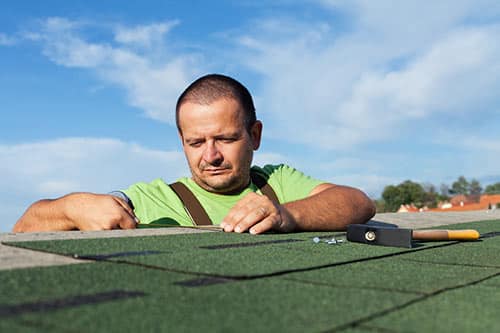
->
[221,138,236,143]
[189,141,203,147]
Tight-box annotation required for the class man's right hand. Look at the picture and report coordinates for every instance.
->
[13,193,139,232]
[66,193,139,231]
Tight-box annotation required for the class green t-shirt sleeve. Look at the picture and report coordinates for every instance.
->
[253,164,325,204]
[122,179,193,226]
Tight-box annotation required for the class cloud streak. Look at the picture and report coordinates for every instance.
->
[25,6,500,152]
[0,138,188,231]
[235,5,500,150]
[27,17,202,124]
[0,137,187,195]
[114,21,179,47]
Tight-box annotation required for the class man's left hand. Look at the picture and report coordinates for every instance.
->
[220,192,296,234]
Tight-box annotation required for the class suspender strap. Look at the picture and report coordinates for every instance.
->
[250,172,279,205]
[169,182,213,225]
[169,171,279,226]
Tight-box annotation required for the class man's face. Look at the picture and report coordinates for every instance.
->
[178,98,262,194]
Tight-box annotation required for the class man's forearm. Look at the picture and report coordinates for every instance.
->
[13,193,138,233]
[283,185,375,231]
[13,197,76,232]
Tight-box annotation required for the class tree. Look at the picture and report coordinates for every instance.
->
[422,183,438,208]
[451,176,469,195]
[382,180,426,212]
[485,182,500,194]
[381,185,401,212]
[449,176,482,196]
[399,181,426,207]
[469,179,483,195]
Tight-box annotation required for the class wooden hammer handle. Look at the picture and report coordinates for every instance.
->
[412,229,480,241]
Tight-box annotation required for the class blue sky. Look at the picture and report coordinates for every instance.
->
[2,0,500,232]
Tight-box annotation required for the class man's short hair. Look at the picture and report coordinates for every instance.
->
[176,74,257,133]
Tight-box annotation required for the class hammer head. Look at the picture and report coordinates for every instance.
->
[347,224,413,248]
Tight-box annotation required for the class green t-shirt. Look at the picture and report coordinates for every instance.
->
[122,164,324,226]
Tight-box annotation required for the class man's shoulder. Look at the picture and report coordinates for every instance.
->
[251,164,303,179]
[251,164,286,176]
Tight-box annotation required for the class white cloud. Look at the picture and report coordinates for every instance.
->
[236,2,500,150]
[114,21,179,47]
[30,17,202,124]
[333,25,500,141]
[28,10,500,150]
[0,137,187,194]
[0,138,187,232]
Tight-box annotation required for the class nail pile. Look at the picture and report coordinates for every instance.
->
[312,236,345,245]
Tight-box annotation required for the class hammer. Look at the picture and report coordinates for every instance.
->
[346,224,480,248]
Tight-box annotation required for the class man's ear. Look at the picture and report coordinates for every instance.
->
[250,120,263,150]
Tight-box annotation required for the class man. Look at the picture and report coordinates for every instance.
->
[13,74,375,233]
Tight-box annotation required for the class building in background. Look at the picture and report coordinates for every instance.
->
[398,194,500,213]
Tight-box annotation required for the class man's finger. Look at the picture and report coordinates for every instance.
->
[222,208,249,231]
[221,199,255,231]
[118,213,138,229]
[248,215,280,235]
[221,192,278,233]
[233,206,271,233]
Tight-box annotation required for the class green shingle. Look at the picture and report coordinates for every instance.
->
[2,219,499,332]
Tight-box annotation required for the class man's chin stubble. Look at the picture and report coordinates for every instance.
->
[199,177,247,195]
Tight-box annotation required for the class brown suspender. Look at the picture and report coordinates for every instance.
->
[250,172,280,205]
[169,172,279,226]
[169,182,213,226]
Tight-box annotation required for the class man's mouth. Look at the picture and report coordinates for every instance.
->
[203,168,229,175]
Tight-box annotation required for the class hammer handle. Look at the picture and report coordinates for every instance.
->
[412,229,480,241]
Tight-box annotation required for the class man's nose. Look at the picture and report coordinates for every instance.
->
[203,142,223,164]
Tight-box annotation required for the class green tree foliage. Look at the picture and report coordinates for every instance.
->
[382,180,425,212]
[450,176,483,196]
[422,183,439,208]
[381,185,399,212]
[469,179,483,195]
[377,176,494,213]
[485,182,500,194]
[451,176,469,195]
